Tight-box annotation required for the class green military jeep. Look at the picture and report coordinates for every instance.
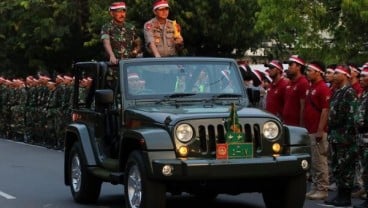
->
[64,57,310,208]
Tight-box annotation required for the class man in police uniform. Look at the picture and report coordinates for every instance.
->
[101,2,142,64]
[143,0,184,57]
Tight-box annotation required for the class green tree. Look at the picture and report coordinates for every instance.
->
[255,0,368,64]
[0,0,104,77]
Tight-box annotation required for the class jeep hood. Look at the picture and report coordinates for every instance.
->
[125,104,276,125]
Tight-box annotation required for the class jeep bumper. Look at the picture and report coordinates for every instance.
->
[151,154,310,180]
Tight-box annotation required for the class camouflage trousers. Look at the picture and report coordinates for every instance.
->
[10,105,25,139]
[0,107,5,135]
[0,106,11,137]
[46,108,63,148]
[357,133,368,191]
[25,107,36,142]
[330,142,357,189]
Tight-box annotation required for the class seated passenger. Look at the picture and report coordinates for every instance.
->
[192,69,210,93]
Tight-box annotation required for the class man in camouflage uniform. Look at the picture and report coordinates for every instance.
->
[324,65,358,207]
[35,75,51,145]
[354,66,368,208]
[0,77,5,137]
[57,75,74,149]
[101,1,141,64]
[0,77,8,138]
[25,76,38,143]
[10,79,27,141]
[79,77,92,104]
[7,80,16,139]
[52,75,66,149]
[2,79,12,139]
[143,0,184,57]
[45,80,61,149]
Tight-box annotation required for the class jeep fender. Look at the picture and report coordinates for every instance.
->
[121,128,176,176]
[283,125,311,155]
[123,128,174,150]
[64,123,97,185]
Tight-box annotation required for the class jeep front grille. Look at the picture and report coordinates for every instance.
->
[176,119,265,157]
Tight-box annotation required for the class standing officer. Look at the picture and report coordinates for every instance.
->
[325,64,337,93]
[354,66,368,208]
[304,61,331,200]
[101,2,142,64]
[324,65,358,207]
[349,64,363,97]
[282,55,309,126]
[143,0,184,57]
[265,60,289,119]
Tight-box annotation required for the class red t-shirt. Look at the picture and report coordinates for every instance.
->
[303,80,331,133]
[266,77,289,118]
[282,75,309,126]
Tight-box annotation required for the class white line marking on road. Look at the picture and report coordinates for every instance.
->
[0,191,16,199]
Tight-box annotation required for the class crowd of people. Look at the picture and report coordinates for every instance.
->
[0,74,92,149]
[239,55,368,208]
[1,1,368,207]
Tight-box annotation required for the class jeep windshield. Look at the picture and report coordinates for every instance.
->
[121,59,245,102]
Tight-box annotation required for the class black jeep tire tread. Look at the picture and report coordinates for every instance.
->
[124,150,166,208]
[69,142,102,204]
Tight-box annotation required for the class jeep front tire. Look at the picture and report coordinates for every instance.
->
[124,151,166,208]
[69,143,102,203]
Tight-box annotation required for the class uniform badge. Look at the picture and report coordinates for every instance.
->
[145,23,152,30]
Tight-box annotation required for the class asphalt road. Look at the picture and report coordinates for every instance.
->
[0,138,365,208]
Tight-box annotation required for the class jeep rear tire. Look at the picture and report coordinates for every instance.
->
[124,151,166,208]
[262,173,306,208]
[69,143,102,203]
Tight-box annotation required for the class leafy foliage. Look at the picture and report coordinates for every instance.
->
[255,0,368,64]
[0,0,368,77]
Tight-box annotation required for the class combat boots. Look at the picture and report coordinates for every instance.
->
[354,199,368,208]
[324,188,352,207]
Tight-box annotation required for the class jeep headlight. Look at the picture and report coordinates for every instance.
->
[175,123,194,143]
[263,121,279,140]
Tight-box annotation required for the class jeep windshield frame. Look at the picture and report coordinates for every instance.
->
[119,58,247,106]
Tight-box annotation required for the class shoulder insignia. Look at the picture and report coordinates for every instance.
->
[145,23,152,30]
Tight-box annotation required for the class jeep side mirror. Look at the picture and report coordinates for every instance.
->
[95,89,114,105]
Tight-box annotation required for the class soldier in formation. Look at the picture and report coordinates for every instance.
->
[0,74,92,150]
[354,66,368,208]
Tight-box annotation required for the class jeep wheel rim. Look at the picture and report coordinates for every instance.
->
[71,154,82,192]
[127,165,142,208]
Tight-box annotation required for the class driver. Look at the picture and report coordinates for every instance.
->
[128,73,145,94]
[192,69,210,93]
